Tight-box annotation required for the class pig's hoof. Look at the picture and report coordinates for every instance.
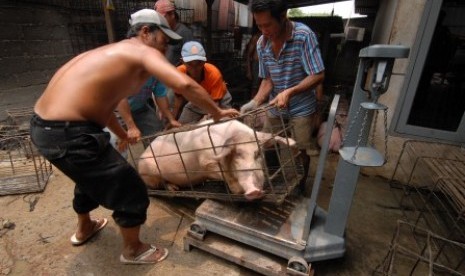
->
[166,184,180,191]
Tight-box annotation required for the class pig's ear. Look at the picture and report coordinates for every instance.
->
[256,132,296,148]
[212,145,234,161]
[255,132,274,148]
[274,136,296,147]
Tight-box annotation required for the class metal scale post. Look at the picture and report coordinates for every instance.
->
[184,45,410,275]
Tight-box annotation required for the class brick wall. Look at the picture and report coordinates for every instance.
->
[0,1,74,91]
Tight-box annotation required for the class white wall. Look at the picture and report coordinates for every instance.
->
[363,0,427,178]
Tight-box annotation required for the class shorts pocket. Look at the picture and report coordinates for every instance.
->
[67,132,110,165]
[38,146,67,160]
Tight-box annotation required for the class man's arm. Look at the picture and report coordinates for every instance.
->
[172,93,186,120]
[116,98,141,143]
[315,83,324,102]
[253,77,274,105]
[154,96,181,128]
[240,77,273,113]
[106,112,129,152]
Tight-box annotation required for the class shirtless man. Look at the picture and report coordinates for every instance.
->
[29,9,239,265]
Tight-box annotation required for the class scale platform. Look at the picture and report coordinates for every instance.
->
[184,230,314,276]
[184,198,345,275]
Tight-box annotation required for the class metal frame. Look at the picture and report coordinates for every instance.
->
[390,0,465,143]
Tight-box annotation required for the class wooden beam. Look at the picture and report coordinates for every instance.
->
[102,0,115,43]
[205,0,215,59]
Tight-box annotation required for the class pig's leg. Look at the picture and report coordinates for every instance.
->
[140,173,164,189]
[166,183,180,191]
[140,174,180,192]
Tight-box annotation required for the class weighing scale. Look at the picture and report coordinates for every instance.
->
[184,45,410,275]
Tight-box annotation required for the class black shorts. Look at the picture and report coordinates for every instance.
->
[30,114,149,228]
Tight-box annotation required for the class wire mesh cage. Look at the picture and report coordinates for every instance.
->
[390,140,465,244]
[128,106,304,204]
[0,107,52,196]
[0,135,52,196]
[6,106,34,132]
[374,220,465,276]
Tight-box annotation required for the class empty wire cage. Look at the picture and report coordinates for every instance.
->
[128,106,304,204]
[0,108,52,196]
[6,106,34,132]
[390,140,465,244]
[374,220,465,276]
[0,135,52,196]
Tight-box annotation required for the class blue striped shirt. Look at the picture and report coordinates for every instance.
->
[128,77,167,111]
[257,21,324,118]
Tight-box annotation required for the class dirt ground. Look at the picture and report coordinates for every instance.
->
[0,152,406,276]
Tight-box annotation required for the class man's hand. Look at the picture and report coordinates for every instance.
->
[166,119,182,130]
[269,90,290,109]
[116,138,129,153]
[240,99,258,114]
[212,108,240,122]
[126,126,141,144]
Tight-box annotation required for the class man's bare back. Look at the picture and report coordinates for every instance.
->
[35,40,172,127]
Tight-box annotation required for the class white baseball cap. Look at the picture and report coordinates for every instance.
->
[129,9,181,43]
[181,41,207,63]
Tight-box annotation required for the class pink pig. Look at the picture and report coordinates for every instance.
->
[137,119,296,200]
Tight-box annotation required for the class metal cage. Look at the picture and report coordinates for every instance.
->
[0,107,52,196]
[128,106,304,204]
[390,140,465,243]
[0,134,52,196]
[374,220,465,276]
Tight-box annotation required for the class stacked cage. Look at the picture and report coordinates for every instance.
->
[388,140,465,275]
[0,108,52,196]
[374,220,465,276]
[390,140,465,243]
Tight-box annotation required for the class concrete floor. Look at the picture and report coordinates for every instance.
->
[0,87,407,275]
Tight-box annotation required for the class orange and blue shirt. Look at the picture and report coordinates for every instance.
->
[176,63,227,101]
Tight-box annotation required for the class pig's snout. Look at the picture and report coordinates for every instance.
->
[244,188,264,200]
[239,171,264,200]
